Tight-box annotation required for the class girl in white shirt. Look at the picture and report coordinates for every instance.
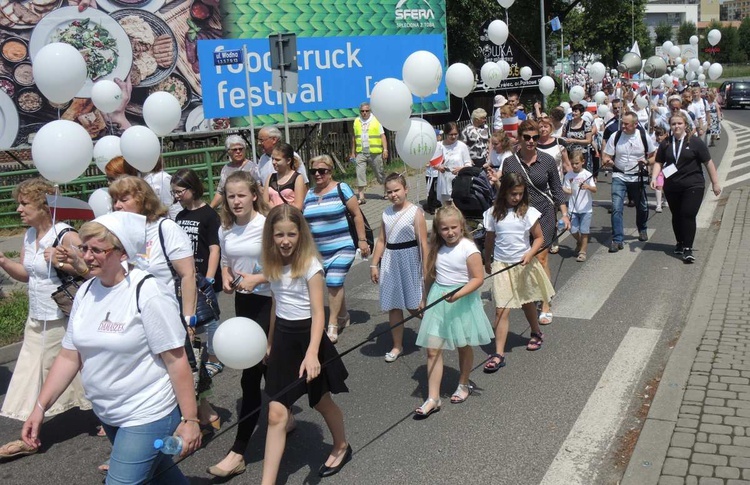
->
[482,173,556,373]
[414,206,493,418]
[260,205,351,483]
[436,122,472,204]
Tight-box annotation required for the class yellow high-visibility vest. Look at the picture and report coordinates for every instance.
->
[353,117,383,154]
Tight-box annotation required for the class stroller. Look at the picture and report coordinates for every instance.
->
[451,166,495,256]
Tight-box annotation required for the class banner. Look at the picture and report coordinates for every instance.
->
[0,0,447,149]
[477,21,543,91]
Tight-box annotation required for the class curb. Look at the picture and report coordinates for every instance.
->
[0,341,22,366]
[621,190,741,484]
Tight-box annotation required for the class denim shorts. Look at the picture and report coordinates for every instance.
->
[570,212,592,234]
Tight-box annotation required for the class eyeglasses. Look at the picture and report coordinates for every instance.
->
[77,245,117,256]
[171,187,188,197]
[360,109,370,113]
[229,147,244,152]
[257,138,270,143]
[522,134,540,142]
[309,168,331,175]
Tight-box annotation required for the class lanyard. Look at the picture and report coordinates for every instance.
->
[671,136,685,166]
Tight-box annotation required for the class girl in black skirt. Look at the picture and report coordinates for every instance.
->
[260,205,351,483]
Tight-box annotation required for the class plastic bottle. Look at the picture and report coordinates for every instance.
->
[557,218,566,232]
[154,436,183,455]
[252,262,270,294]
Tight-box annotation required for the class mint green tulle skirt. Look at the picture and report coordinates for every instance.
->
[416,282,494,351]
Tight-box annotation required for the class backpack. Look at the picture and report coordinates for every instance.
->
[612,125,651,178]
[451,167,495,219]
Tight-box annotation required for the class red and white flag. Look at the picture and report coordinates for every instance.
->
[46,195,95,221]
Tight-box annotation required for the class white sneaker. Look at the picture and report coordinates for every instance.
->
[655,205,662,213]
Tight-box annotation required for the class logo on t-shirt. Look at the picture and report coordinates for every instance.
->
[97,312,125,333]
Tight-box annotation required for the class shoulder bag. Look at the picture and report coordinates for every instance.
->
[336,183,374,253]
[50,227,86,317]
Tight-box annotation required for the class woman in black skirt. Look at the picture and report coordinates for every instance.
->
[261,205,351,483]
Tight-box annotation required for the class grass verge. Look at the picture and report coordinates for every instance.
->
[0,290,28,347]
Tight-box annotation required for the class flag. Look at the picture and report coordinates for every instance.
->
[46,195,95,221]
[502,116,519,139]
[550,17,561,32]
[630,41,640,57]
[429,146,444,167]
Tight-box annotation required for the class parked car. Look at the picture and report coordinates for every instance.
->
[718,80,750,109]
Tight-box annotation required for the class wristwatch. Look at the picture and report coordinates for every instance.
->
[184,315,197,328]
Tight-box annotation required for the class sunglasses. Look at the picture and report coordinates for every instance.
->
[522,134,540,142]
[77,245,117,256]
[309,168,331,175]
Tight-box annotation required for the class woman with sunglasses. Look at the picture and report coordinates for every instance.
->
[436,122,472,205]
[210,135,261,209]
[499,120,569,326]
[303,155,370,344]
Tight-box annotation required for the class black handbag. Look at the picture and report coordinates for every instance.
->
[158,220,220,327]
[50,227,85,317]
[336,183,374,253]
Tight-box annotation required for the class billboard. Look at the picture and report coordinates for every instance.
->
[476,21,543,91]
[0,0,447,149]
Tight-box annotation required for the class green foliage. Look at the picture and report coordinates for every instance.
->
[654,22,673,45]
[722,26,747,63]
[0,291,28,347]
[677,22,697,45]
[737,17,750,63]
[3,251,19,259]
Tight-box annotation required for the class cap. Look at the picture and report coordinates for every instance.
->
[494,94,508,107]
[93,211,147,264]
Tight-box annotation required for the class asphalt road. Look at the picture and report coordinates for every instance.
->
[0,110,748,484]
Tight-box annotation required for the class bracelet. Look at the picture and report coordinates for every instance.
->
[183,315,197,328]
[181,416,200,424]
[206,277,215,285]
[370,265,379,268]
[76,265,90,277]
[36,400,45,413]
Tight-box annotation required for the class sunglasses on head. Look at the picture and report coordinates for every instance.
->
[522,134,540,142]
[309,168,331,175]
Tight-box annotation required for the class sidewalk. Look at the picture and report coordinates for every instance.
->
[623,189,750,485]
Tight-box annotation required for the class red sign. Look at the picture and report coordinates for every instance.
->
[705,47,721,54]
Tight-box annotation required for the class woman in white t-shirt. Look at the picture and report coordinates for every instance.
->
[436,122,472,204]
[487,129,514,172]
[22,211,200,484]
[260,205,351,483]
[482,173,556,373]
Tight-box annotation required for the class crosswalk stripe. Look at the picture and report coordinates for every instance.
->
[552,228,655,320]
[540,327,661,484]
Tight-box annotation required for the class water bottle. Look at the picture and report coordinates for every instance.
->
[154,436,182,455]
[557,218,565,232]
[252,262,270,294]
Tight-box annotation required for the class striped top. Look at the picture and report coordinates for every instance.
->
[302,182,356,256]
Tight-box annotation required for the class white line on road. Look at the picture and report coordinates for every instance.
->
[552,229,654,320]
[540,327,661,485]
[697,121,736,228]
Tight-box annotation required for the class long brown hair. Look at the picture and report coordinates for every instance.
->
[220,171,269,229]
[425,206,471,281]
[492,172,529,220]
[108,176,167,222]
[261,205,321,281]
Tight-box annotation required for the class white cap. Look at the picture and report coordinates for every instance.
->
[93,212,147,264]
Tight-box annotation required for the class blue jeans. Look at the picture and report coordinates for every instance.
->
[101,405,188,485]
[611,177,648,244]
[197,318,219,356]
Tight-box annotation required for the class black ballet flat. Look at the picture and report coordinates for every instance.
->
[318,444,352,478]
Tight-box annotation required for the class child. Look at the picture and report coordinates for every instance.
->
[482,173,555,373]
[260,205,351,483]
[651,127,668,213]
[370,173,429,362]
[414,206,493,417]
[262,142,307,210]
[424,130,443,214]
[562,152,597,262]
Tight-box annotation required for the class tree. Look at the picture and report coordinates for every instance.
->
[654,22,673,46]
[722,25,746,64]
[677,21,697,45]
[738,17,750,62]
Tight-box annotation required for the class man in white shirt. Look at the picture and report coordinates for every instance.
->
[691,86,712,144]
[656,95,695,133]
[256,126,309,186]
[602,112,657,252]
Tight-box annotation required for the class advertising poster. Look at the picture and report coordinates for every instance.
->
[476,20,543,92]
[0,0,447,148]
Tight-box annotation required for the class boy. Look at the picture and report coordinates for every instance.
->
[563,153,597,262]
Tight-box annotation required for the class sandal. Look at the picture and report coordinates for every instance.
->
[483,353,506,373]
[326,324,339,344]
[337,314,351,331]
[549,244,560,254]
[414,398,441,418]
[0,440,37,459]
[205,361,224,378]
[538,312,553,325]
[527,332,544,351]
[450,383,473,404]
[576,252,587,262]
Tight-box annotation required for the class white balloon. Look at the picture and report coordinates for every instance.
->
[93,135,122,173]
[703,61,711,71]
[32,43,87,104]
[687,58,700,72]
[480,62,503,89]
[673,69,684,79]
[597,105,610,118]
[120,126,160,172]
[369,78,413,130]
[698,74,706,83]
[708,63,723,80]
[487,20,509,46]
[669,45,681,59]
[560,101,571,112]
[675,56,682,65]
[690,35,699,45]
[213,317,267,370]
[635,95,648,109]
[91,80,123,114]
[588,62,606,82]
[402,50,442,98]
[88,188,112,218]
[662,40,674,52]
[708,29,721,46]
[594,91,606,104]
[496,0,515,8]
[698,66,704,75]
[143,91,182,137]
[445,63,474,98]
[32,120,93,183]
[569,85,585,103]
[686,71,696,82]
[539,75,555,96]
[395,118,438,170]
[496,59,511,79]
[519,66,532,81]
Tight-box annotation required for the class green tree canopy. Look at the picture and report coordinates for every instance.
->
[738,17,750,62]
[677,21,697,45]
[654,22,673,46]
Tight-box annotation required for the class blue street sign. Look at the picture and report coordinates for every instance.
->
[213,49,243,66]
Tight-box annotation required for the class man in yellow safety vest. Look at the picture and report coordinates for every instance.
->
[350,102,388,204]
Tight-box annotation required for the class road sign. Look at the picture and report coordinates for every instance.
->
[213,49,243,66]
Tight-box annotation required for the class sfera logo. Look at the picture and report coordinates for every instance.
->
[395,0,435,21]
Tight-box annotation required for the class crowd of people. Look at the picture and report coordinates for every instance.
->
[0,81,724,482]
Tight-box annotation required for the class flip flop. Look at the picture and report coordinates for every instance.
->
[539,312,553,325]
[483,353,506,373]
[0,440,37,459]
[576,252,587,262]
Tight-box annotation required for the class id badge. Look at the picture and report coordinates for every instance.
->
[662,164,677,178]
